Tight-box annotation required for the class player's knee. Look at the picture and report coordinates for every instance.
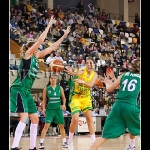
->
[30,114,39,124]
[44,124,50,130]
[58,124,64,129]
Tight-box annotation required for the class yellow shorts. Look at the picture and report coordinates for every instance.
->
[69,94,93,115]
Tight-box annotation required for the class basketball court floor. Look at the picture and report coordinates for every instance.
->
[10,133,140,150]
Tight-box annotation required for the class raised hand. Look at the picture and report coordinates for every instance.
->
[102,74,112,85]
[64,66,73,74]
[64,26,71,38]
[106,69,116,79]
[48,15,55,28]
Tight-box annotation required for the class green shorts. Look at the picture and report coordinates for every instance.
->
[102,101,140,139]
[45,108,64,124]
[10,86,37,114]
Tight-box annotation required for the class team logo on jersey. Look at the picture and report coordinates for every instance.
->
[48,90,51,94]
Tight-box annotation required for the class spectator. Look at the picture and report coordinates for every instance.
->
[37,106,45,135]
[134,13,140,27]
[110,35,118,47]
[38,3,45,14]
[51,25,61,41]
[88,3,95,17]
[26,1,33,12]
[46,53,54,65]
[92,107,100,116]
[11,30,21,45]
[76,0,84,15]
[58,9,65,19]
[53,50,63,62]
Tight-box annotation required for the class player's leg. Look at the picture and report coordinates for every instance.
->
[82,97,95,144]
[55,109,68,148]
[10,86,28,150]
[28,93,39,150]
[38,109,54,149]
[68,95,81,150]
[124,103,140,150]
[90,102,127,150]
[38,123,50,149]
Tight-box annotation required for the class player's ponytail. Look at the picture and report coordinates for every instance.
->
[20,41,35,57]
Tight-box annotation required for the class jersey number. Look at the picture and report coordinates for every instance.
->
[122,79,137,91]
[54,92,56,96]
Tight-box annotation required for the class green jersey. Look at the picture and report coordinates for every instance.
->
[46,85,61,109]
[115,72,141,108]
[11,55,39,90]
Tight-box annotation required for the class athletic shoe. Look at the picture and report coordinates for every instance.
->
[10,147,22,150]
[62,142,68,148]
[125,145,136,150]
[29,147,37,150]
[68,141,74,150]
[38,143,44,149]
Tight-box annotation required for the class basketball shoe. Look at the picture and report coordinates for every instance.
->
[68,141,74,150]
[62,142,68,149]
[125,145,136,150]
[10,147,22,150]
[38,143,44,149]
[29,147,37,150]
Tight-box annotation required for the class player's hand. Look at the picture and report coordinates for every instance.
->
[64,26,71,38]
[74,79,84,84]
[102,74,112,85]
[64,66,73,74]
[60,105,66,111]
[106,69,116,80]
[48,15,54,28]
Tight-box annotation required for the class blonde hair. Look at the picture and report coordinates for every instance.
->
[130,58,140,74]
[20,41,35,57]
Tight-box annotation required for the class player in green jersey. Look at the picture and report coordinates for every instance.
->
[90,58,140,150]
[107,67,140,150]
[10,15,70,150]
[38,74,68,149]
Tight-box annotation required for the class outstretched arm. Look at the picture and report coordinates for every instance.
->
[74,72,98,88]
[64,66,84,76]
[24,16,54,59]
[103,74,122,92]
[36,26,71,58]
[42,87,47,112]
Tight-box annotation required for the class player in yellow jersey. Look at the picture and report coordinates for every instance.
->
[65,57,98,150]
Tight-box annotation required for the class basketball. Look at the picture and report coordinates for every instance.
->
[49,59,64,73]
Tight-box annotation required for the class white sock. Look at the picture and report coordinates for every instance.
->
[40,138,44,144]
[68,132,74,143]
[30,123,38,149]
[90,134,95,143]
[11,121,26,148]
[62,138,66,144]
[130,139,135,148]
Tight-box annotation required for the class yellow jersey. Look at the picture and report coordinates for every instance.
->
[73,67,95,96]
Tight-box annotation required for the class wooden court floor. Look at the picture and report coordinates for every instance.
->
[10,133,140,150]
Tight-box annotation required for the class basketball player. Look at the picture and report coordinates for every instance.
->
[38,74,68,149]
[106,68,139,150]
[64,57,98,150]
[90,58,140,150]
[10,15,70,150]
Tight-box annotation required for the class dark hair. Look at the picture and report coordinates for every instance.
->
[46,73,57,86]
